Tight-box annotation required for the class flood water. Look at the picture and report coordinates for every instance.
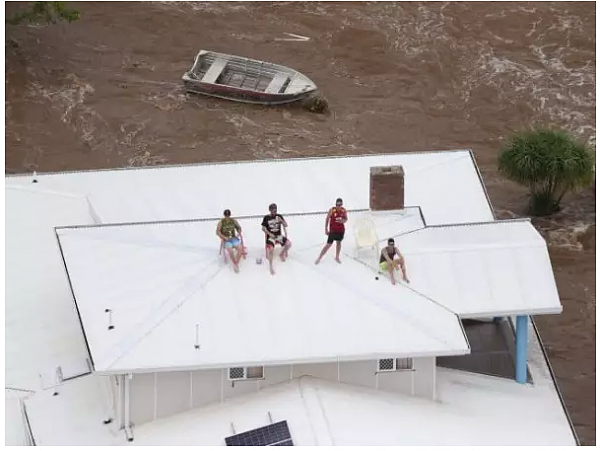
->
[5,1,596,445]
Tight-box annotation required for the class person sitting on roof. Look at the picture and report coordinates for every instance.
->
[379,238,409,285]
[216,209,243,273]
[261,203,291,275]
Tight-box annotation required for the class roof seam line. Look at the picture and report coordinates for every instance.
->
[106,258,226,369]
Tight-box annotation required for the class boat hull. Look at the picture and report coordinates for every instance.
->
[182,50,317,106]
[183,78,315,105]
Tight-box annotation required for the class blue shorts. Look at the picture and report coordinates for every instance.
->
[224,237,241,248]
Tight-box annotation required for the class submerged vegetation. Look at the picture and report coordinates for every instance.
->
[6,1,80,26]
[498,128,595,216]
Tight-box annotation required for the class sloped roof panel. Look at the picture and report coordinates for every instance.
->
[395,220,562,317]
[5,186,94,389]
[6,151,493,226]
[56,212,469,373]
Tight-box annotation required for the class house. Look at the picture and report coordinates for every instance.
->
[5,150,578,445]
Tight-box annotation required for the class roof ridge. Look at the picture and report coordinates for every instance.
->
[339,253,460,318]
[401,241,546,255]
[409,153,469,175]
[289,254,464,350]
[104,257,225,370]
[55,208,373,231]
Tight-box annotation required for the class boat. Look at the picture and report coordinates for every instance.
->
[182,50,318,105]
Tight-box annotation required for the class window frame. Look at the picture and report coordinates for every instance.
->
[228,366,265,381]
[376,357,414,373]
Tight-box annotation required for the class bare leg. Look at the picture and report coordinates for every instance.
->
[388,264,396,285]
[228,248,239,272]
[236,245,245,270]
[315,243,332,264]
[281,241,292,261]
[221,241,228,263]
[396,259,409,283]
[267,246,275,275]
[335,241,342,263]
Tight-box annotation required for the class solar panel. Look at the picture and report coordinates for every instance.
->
[225,420,293,446]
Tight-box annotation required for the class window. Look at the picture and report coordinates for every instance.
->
[377,358,413,372]
[396,358,413,370]
[246,366,264,379]
[228,366,264,381]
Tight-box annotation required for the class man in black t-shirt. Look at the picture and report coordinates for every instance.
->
[261,203,292,275]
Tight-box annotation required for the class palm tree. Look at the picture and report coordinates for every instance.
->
[498,128,595,216]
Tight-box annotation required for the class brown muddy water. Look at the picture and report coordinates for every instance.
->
[5,1,596,444]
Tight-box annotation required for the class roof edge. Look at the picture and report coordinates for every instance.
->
[5,149,473,179]
[467,149,496,219]
[424,217,532,229]
[459,305,563,319]
[94,347,472,375]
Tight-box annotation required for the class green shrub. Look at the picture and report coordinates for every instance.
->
[498,128,595,216]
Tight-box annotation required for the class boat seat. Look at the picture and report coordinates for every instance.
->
[202,58,228,84]
[265,73,289,94]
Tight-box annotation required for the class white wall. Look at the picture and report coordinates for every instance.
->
[128,357,436,426]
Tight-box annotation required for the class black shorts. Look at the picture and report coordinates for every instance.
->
[327,231,345,244]
[266,235,288,248]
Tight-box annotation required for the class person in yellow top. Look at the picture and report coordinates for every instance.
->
[216,209,243,272]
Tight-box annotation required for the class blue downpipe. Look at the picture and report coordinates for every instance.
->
[515,315,528,383]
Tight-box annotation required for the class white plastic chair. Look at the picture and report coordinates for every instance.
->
[353,217,380,261]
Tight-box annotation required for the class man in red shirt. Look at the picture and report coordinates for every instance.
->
[315,198,348,265]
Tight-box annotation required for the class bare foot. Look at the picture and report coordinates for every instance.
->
[315,258,321,265]
[270,266,275,275]
[335,258,342,264]
[233,263,240,273]
[280,252,287,262]
[391,278,396,286]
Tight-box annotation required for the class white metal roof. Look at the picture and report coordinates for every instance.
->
[127,373,575,446]
[21,320,577,446]
[55,210,469,374]
[5,186,95,390]
[5,390,30,446]
[22,376,118,446]
[5,150,494,225]
[394,220,563,318]
[5,150,572,445]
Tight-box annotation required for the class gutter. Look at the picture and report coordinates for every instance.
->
[467,149,496,220]
[531,320,581,445]
[470,147,580,445]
